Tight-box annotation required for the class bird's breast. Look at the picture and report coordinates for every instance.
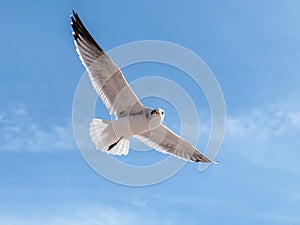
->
[111,114,150,137]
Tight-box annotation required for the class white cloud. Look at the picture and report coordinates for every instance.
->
[226,103,300,140]
[12,103,28,116]
[0,204,174,225]
[224,103,300,171]
[0,105,75,152]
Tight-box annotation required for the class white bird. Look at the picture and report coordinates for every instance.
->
[71,11,217,163]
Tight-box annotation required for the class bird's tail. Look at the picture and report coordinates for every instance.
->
[89,119,130,156]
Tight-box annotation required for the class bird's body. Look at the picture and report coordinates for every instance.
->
[90,108,164,155]
[71,11,217,164]
[109,108,164,138]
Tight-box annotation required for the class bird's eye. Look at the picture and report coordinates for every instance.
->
[161,111,164,115]
[151,110,155,115]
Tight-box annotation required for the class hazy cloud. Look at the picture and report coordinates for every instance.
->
[0,204,175,225]
[0,104,75,152]
[227,103,300,140]
[225,103,300,171]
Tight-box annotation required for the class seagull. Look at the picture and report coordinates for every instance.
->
[71,11,217,164]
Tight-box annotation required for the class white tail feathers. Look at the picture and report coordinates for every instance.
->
[89,119,130,156]
[107,138,130,155]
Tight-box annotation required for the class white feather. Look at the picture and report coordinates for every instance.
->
[89,119,130,156]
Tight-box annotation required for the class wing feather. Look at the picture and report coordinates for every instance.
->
[71,11,144,118]
[135,125,215,163]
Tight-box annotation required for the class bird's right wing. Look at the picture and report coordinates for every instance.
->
[71,11,144,118]
[135,125,216,163]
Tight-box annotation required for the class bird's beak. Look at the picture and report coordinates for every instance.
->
[156,111,160,115]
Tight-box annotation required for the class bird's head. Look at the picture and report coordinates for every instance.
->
[148,108,165,129]
[150,108,165,118]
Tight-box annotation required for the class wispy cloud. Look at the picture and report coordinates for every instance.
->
[225,103,300,171]
[0,204,175,225]
[0,104,75,152]
[227,103,300,140]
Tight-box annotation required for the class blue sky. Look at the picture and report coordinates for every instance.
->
[1,0,300,224]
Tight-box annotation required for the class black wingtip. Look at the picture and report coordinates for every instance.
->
[70,10,76,19]
[72,10,77,17]
[70,10,104,52]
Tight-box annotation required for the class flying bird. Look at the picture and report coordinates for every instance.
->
[70,11,217,164]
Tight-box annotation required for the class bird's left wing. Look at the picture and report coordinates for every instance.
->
[71,11,144,118]
[135,125,216,163]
